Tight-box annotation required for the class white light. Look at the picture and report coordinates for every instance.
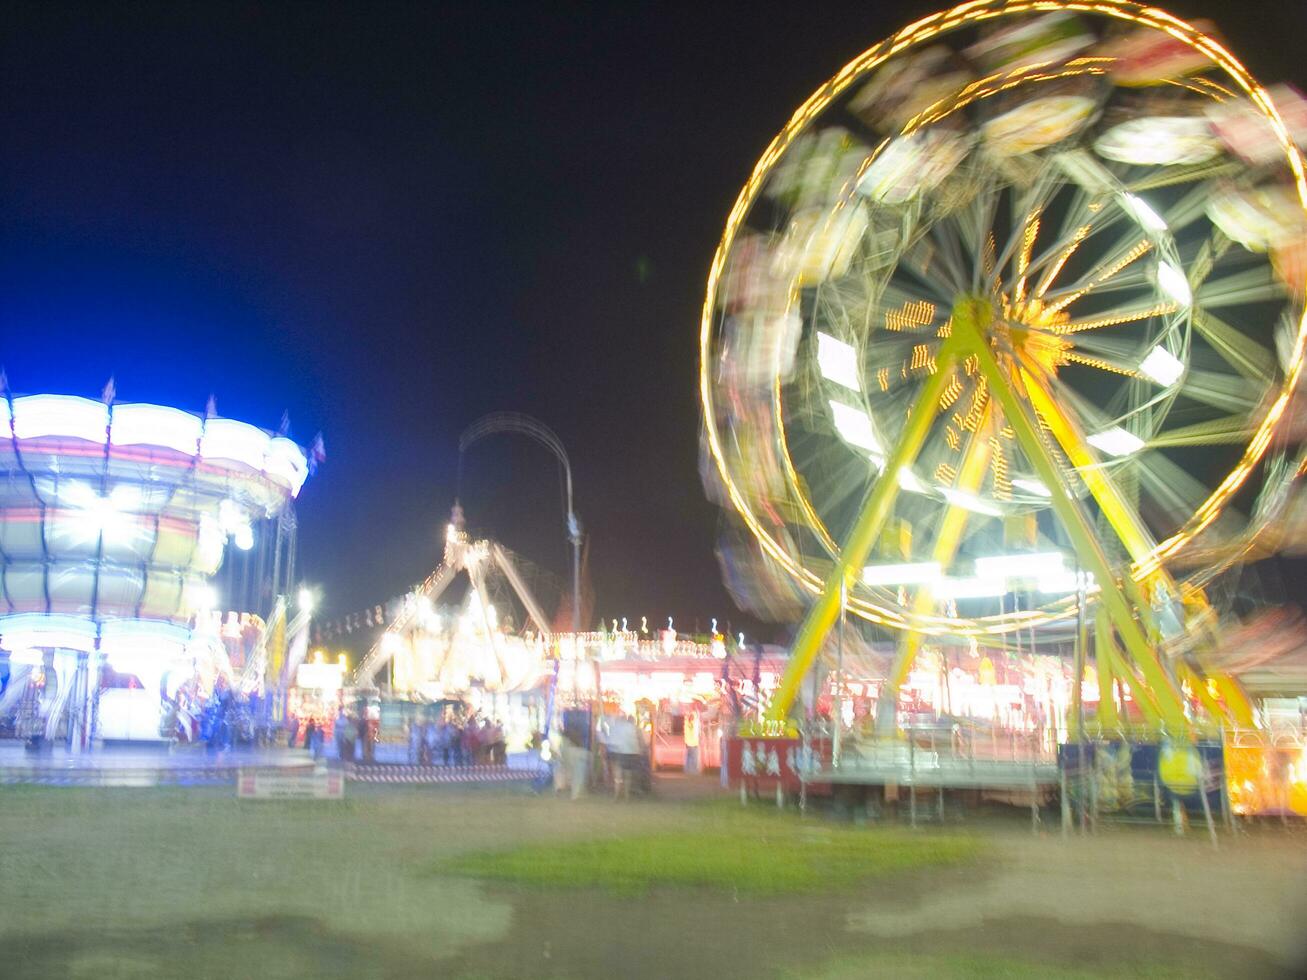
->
[1139,345,1184,387]
[1036,570,1094,594]
[0,613,99,653]
[1088,426,1146,457]
[976,552,1066,579]
[816,332,862,392]
[1156,260,1191,307]
[829,399,881,454]
[10,395,109,443]
[110,403,203,455]
[897,467,929,494]
[193,584,219,612]
[936,576,1008,599]
[217,499,244,533]
[298,588,315,613]
[940,487,1003,516]
[265,437,310,497]
[200,418,272,472]
[1013,477,1052,497]
[863,561,941,586]
[233,524,255,551]
[1121,193,1167,233]
[100,619,191,660]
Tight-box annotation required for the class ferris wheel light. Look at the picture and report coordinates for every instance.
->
[1156,260,1192,306]
[233,523,255,551]
[1012,477,1052,498]
[1139,345,1185,386]
[863,561,941,586]
[976,552,1067,579]
[1037,570,1095,595]
[817,333,862,392]
[937,576,1007,599]
[897,467,929,493]
[1088,426,1146,457]
[828,399,882,454]
[940,487,1003,516]
[1121,193,1168,234]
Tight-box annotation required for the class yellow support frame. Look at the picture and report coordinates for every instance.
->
[765,296,1192,736]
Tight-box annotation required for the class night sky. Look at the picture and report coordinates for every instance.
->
[3,1,1305,638]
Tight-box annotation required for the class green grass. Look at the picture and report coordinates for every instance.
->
[441,814,982,895]
[790,951,1222,980]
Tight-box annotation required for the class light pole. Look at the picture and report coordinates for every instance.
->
[459,412,584,755]
[458,412,582,634]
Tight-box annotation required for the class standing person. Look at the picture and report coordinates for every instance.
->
[462,718,481,767]
[356,712,369,763]
[563,724,588,800]
[334,707,350,761]
[683,710,700,775]
[310,719,325,760]
[340,711,357,762]
[408,719,421,764]
[424,718,440,766]
[303,717,317,754]
[604,714,640,800]
[448,718,464,766]
[287,714,300,749]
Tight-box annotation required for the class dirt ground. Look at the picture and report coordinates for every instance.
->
[1,776,1304,979]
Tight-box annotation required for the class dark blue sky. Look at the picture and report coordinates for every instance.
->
[3,1,1304,636]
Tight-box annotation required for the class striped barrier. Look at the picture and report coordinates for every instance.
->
[0,766,240,787]
[345,764,542,785]
[0,763,544,787]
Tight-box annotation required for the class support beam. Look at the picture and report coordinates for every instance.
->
[878,411,993,733]
[491,543,555,638]
[764,330,965,723]
[963,305,1191,735]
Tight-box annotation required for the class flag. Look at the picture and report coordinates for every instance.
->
[308,433,326,475]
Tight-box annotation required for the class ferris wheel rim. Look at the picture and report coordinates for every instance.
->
[699,0,1307,635]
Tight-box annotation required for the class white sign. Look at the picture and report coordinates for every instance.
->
[237,767,344,800]
[296,661,345,690]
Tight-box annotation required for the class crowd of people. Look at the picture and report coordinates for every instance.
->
[551,710,652,800]
[407,714,507,766]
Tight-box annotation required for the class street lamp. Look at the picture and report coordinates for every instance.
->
[458,412,582,634]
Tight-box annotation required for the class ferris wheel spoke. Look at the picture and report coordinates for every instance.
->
[1135,452,1216,528]
[988,178,1059,295]
[1056,299,1177,334]
[1190,308,1278,380]
[1038,237,1155,314]
[1150,414,1255,448]
[1183,231,1233,294]
[1150,183,1225,238]
[1124,160,1240,193]
[1178,369,1262,413]
[1194,266,1288,310]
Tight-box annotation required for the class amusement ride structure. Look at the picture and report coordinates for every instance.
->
[699,0,1307,791]
[0,388,316,745]
[350,501,556,695]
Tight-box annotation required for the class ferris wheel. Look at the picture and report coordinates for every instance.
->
[700,1,1307,734]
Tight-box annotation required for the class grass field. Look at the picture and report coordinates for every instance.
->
[442,817,981,894]
[0,782,1303,979]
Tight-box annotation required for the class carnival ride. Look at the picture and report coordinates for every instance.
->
[0,390,314,746]
[699,0,1307,792]
[351,503,556,694]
